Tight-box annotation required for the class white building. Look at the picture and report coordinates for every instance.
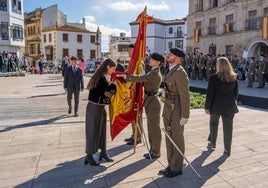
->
[24,4,101,65]
[0,0,25,57]
[108,32,131,63]
[130,17,187,56]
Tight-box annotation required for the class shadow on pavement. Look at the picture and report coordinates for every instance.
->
[35,84,63,88]
[144,150,228,188]
[14,157,107,188]
[29,93,66,98]
[0,115,70,133]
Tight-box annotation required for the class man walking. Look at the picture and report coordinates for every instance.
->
[64,56,84,117]
[160,48,190,178]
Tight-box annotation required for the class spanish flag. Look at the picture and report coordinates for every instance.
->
[262,17,268,40]
[109,7,152,140]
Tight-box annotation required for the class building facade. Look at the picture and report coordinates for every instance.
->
[130,17,187,56]
[187,0,268,58]
[108,32,131,63]
[0,0,25,57]
[24,4,101,65]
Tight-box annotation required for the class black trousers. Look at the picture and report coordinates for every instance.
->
[67,89,80,113]
[208,114,234,152]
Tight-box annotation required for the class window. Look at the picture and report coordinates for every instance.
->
[63,48,69,57]
[1,22,9,40]
[209,0,218,8]
[177,27,183,38]
[175,40,183,49]
[226,45,233,55]
[90,50,96,59]
[168,41,173,49]
[196,21,202,36]
[264,7,268,17]
[43,34,46,43]
[208,18,217,35]
[12,0,21,14]
[77,34,82,42]
[11,24,23,40]
[225,0,235,4]
[169,27,173,34]
[118,44,128,52]
[90,35,95,43]
[77,49,83,59]
[29,44,36,54]
[246,10,260,30]
[0,0,7,11]
[37,44,40,54]
[195,0,203,12]
[225,14,234,32]
[49,33,52,42]
[63,33,68,42]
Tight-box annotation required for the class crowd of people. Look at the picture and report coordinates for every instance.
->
[181,53,268,88]
[0,52,20,73]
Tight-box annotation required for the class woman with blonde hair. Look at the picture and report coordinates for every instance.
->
[205,57,239,156]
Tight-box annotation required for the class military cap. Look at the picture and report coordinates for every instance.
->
[170,48,185,58]
[150,52,164,62]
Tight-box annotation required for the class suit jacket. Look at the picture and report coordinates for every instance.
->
[162,64,190,122]
[205,74,238,115]
[116,63,125,72]
[64,66,84,91]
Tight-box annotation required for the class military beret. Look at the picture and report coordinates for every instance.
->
[150,52,164,62]
[128,43,134,48]
[170,48,185,58]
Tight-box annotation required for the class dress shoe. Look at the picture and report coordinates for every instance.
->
[84,155,99,166]
[207,142,216,150]
[99,152,114,162]
[74,113,78,117]
[164,170,182,178]
[127,139,141,145]
[158,167,170,175]
[124,137,133,142]
[143,153,160,159]
[68,107,72,114]
[223,149,230,156]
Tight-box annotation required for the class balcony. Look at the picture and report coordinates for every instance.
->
[208,26,217,35]
[245,17,262,30]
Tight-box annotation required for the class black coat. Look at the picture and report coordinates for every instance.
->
[64,66,84,91]
[88,76,116,105]
[116,63,125,72]
[205,74,238,115]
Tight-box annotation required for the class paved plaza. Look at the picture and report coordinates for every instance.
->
[0,73,268,188]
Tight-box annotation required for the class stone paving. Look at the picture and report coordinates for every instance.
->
[0,73,268,188]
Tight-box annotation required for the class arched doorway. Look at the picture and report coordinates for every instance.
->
[247,41,268,58]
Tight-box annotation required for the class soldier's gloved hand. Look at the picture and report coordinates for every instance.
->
[180,118,188,126]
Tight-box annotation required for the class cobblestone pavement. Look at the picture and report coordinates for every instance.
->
[0,73,268,188]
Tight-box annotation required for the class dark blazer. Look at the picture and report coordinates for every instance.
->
[116,63,125,72]
[88,76,116,105]
[64,66,84,91]
[205,74,238,115]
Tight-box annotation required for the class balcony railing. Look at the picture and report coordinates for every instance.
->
[208,26,217,35]
[245,17,262,30]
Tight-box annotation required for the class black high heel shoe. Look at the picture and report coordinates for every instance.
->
[84,155,99,166]
[99,152,114,162]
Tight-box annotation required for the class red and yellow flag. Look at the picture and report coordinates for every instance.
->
[109,7,152,140]
[262,17,268,40]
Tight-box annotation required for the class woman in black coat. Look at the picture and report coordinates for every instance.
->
[84,59,117,166]
[205,57,238,156]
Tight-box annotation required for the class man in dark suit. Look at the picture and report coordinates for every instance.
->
[115,59,125,72]
[64,56,84,117]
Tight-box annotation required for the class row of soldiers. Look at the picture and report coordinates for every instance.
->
[179,53,268,88]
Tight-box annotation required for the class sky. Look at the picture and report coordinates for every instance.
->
[24,0,189,52]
